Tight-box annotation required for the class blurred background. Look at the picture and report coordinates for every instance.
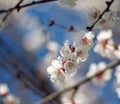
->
[0,0,120,104]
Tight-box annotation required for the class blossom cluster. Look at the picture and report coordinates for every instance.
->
[47,31,95,83]
[94,30,120,60]
[0,84,20,104]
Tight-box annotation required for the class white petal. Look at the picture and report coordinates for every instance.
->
[51,59,62,68]
[0,84,9,96]
[47,66,55,74]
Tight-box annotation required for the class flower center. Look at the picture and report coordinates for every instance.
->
[82,37,89,44]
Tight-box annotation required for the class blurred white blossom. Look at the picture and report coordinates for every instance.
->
[61,90,83,104]
[0,84,9,96]
[46,41,59,52]
[87,62,111,85]
[58,0,77,7]
[23,30,46,52]
[3,94,20,104]
[115,87,120,99]
[115,65,120,84]
[0,84,20,104]
[114,65,120,99]
[94,30,117,60]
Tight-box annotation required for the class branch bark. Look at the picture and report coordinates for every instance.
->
[37,59,120,104]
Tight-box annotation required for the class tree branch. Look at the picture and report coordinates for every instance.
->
[37,59,120,104]
[0,0,57,14]
[86,0,115,31]
[0,56,44,97]
[0,0,57,27]
[0,0,24,27]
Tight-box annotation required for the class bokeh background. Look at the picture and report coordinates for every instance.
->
[0,0,120,104]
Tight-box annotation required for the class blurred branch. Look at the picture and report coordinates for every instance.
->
[86,0,115,31]
[0,0,57,27]
[37,59,120,104]
[0,53,60,104]
[0,0,57,14]
[0,37,55,95]
[0,0,24,27]
[49,20,75,32]
[0,55,44,97]
[0,37,61,104]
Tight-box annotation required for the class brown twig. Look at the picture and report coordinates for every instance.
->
[0,0,57,27]
[37,59,120,104]
[86,0,115,31]
[49,0,115,32]
[0,0,24,27]
[0,0,57,14]
[49,20,75,32]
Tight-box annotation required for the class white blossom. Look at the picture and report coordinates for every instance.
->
[74,31,94,62]
[115,65,120,84]
[63,54,78,76]
[75,46,89,62]
[87,62,111,85]
[46,41,59,52]
[47,59,65,83]
[3,94,20,104]
[94,30,116,59]
[115,65,120,99]
[61,90,83,104]
[47,31,95,83]
[74,31,94,47]
[97,30,112,41]
[60,40,71,59]
[0,84,9,96]
[115,87,120,99]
